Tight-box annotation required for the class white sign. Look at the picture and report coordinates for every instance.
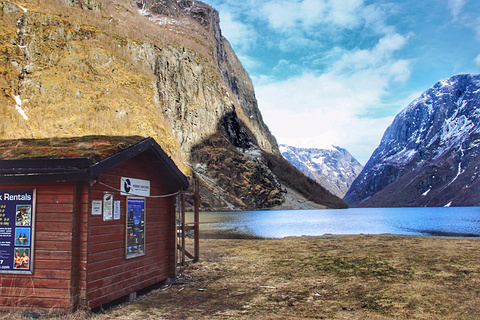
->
[120,177,150,197]
[114,200,121,220]
[91,200,102,215]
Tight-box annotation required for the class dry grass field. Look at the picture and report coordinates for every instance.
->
[2,235,480,319]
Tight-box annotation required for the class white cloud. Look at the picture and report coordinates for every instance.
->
[254,32,412,164]
[255,70,403,164]
[326,0,365,28]
[361,3,397,35]
[325,33,412,101]
[376,33,410,54]
[257,0,402,38]
[387,59,412,83]
[259,0,366,32]
[472,15,480,40]
[260,1,306,30]
[251,0,406,59]
[234,53,261,71]
[446,0,468,20]
[272,59,295,73]
[475,53,480,66]
[330,33,410,73]
[217,10,257,51]
[256,84,395,164]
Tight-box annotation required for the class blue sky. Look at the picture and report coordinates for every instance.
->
[202,0,480,164]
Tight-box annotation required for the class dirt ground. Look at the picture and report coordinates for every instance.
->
[4,235,480,319]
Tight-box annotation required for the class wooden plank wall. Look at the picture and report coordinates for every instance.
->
[0,182,87,312]
[87,154,177,308]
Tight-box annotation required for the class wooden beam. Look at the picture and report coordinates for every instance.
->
[176,245,194,260]
[174,194,179,275]
[181,192,186,266]
[194,175,200,262]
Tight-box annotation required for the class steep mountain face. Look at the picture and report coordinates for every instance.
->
[0,0,346,210]
[344,74,480,207]
[280,144,363,198]
[138,0,278,155]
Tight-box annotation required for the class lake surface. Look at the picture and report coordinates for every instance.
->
[187,207,480,238]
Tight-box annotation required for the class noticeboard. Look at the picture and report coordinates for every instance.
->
[0,190,35,274]
[126,197,145,258]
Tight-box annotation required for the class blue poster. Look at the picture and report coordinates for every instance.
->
[126,197,145,258]
[0,190,35,273]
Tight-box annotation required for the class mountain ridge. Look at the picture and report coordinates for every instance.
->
[344,74,480,207]
[280,144,363,198]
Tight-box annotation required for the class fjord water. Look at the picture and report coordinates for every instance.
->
[191,207,480,238]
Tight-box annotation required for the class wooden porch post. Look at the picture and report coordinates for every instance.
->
[194,174,200,262]
[181,191,186,266]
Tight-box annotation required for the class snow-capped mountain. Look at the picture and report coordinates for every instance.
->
[280,144,363,197]
[344,74,480,207]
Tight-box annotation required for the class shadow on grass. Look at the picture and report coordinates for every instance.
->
[199,229,264,239]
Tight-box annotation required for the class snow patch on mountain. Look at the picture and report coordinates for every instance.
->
[14,95,28,121]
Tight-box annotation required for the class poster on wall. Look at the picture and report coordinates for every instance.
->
[103,193,113,221]
[126,197,145,258]
[0,190,35,274]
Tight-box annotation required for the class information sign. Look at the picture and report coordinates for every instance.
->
[0,190,35,274]
[120,177,150,197]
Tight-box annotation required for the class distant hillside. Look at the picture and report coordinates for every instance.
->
[280,144,363,198]
[344,74,480,207]
[0,0,347,210]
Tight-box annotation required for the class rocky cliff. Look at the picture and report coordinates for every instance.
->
[280,144,363,198]
[344,74,480,207]
[0,0,346,210]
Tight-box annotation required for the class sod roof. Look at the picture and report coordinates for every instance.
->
[0,136,189,188]
[0,135,146,163]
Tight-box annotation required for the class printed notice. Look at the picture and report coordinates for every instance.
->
[92,200,102,215]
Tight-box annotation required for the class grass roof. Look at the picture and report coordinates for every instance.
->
[0,135,147,164]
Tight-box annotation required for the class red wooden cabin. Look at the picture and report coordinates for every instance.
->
[0,136,188,312]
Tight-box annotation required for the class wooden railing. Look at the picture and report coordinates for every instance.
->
[176,174,200,268]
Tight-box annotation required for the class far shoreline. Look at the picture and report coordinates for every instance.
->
[199,229,480,240]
